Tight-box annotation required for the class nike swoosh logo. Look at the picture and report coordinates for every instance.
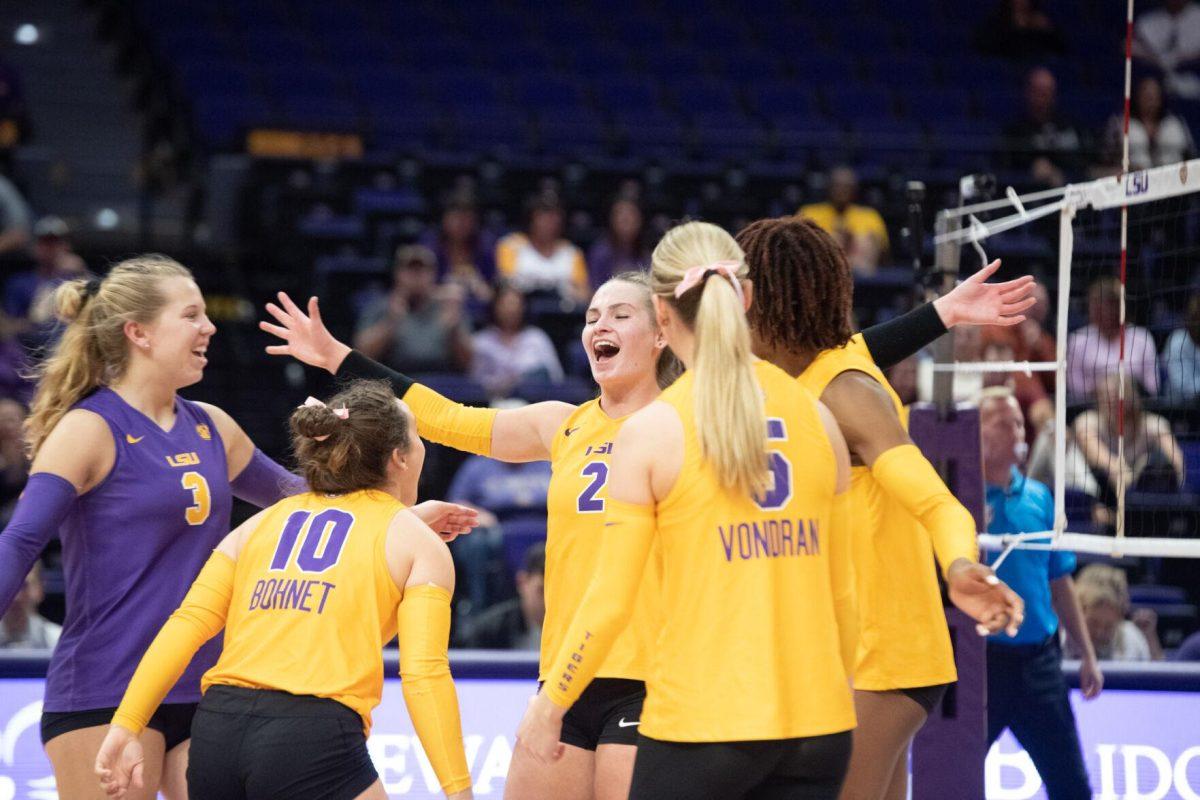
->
[126,434,144,444]
[564,427,580,437]
[617,718,639,728]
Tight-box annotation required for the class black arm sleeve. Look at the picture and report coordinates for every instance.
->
[859,301,948,370]
[335,350,415,397]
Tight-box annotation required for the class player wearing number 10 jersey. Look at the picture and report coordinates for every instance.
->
[0,257,305,800]
[98,381,472,800]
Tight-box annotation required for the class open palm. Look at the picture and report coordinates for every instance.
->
[938,259,1037,328]
[260,293,351,374]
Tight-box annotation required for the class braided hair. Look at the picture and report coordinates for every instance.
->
[735,217,855,354]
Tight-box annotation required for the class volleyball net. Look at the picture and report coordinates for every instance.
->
[934,160,1200,564]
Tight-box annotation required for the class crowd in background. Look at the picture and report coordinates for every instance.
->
[0,1,1199,658]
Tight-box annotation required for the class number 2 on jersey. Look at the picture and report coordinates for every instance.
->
[577,461,608,513]
[181,471,210,525]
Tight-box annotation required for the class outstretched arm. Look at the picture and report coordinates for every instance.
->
[261,293,573,462]
[861,260,1037,369]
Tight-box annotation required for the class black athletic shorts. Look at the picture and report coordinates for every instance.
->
[899,682,952,714]
[186,685,378,800]
[41,702,197,751]
[630,730,853,800]
[559,678,646,750]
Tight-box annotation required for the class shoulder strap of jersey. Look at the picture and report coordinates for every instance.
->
[802,335,885,398]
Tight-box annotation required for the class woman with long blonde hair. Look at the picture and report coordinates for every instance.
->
[0,256,474,800]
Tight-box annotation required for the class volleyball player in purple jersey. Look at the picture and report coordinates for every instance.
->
[0,255,477,800]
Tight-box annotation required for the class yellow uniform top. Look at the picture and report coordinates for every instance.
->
[541,399,657,682]
[799,335,957,690]
[798,202,890,250]
[640,362,856,741]
[202,490,406,732]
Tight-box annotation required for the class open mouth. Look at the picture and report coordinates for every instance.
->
[593,340,620,363]
[191,346,208,362]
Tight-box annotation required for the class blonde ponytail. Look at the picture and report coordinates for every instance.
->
[650,222,768,497]
[26,255,192,458]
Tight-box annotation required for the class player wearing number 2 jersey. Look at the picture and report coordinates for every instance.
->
[97,381,472,800]
[0,257,313,800]
[519,222,856,800]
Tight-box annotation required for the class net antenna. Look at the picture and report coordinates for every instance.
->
[935,156,1200,560]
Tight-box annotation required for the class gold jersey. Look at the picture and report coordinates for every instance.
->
[541,399,658,682]
[202,490,406,732]
[799,335,957,690]
[639,361,856,741]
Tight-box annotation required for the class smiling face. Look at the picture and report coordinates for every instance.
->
[582,279,663,390]
[135,276,216,390]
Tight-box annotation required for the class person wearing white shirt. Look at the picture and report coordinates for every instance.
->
[1134,0,1200,98]
[1066,277,1160,400]
[0,565,60,649]
[1163,294,1200,400]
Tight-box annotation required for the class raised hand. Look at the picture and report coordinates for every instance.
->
[260,293,352,374]
[934,260,1038,329]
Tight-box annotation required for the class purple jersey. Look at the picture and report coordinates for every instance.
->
[44,387,232,711]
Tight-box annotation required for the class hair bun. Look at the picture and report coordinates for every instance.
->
[291,403,340,442]
[53,279,92,323]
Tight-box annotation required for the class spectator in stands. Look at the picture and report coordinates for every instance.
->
[420,190,496,309]
[1163,291,1200,400]
[974,0,1067,61]
[587,195,650,288]
[799,166,888,276]
[3,216,87,325]
[1176,629,1200,660]
[454,543,545,651]
[0,397,27,525]
[983,280,1056,393]
[1102,75,1196,171]
[446,434,553,615]
[470,281,564,399]
[495,191,589,302]
[980,388,1098,800]
[886,354,919,406]
[0,169,30,257]
[353,243,472,374]
[1133,0,1200,100]
[982,338,1052,443]
[1069,564,1163,661]
[1004,67,1085,188]
[0,316,31,403]
[1067,277,1160,399]
[0,55,27,165]
[1074,371,1185,501]
[1,564,60,649]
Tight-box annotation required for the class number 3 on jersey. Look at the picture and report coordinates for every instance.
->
[755,418,793,511]
[181,471,211,525]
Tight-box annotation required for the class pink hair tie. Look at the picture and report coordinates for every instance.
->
[301,396,349,441]
[673,260,744,305]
